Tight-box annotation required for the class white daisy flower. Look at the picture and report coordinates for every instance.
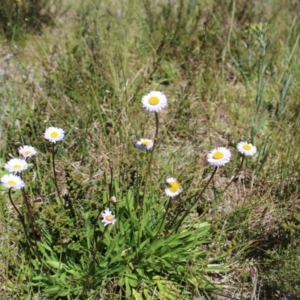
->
[5,158,28,173]
[237,142,257,156]
[135,138,154,151]
[207,147,231,167]
[1,174,25,189]
[141,91,167,113]
[44,127,65,143]
[101,208,116,226]
[19,145,37,159]
[165,177,182,197]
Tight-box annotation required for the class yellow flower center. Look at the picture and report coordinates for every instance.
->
[50,131,59,139]
[105,215,115,222]
[168,180,180,193]
[148,96,159,106]
[212,151,224,160]
[7,180,16,186]
[242,144,252,151]
[13,164,22,170]
[142,140,150,146]
[24,150,31,155]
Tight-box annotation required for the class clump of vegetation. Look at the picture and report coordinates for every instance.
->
[0,99,230,299]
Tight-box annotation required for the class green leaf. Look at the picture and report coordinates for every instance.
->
[147,239,165,255]
[84,212,93,249]
[43,285,61,295]
[138,238,151,252]
[126,273,138,287]
[132,288,143,300]
[204,265,229,272]
[46,260,64,270]
[118,276,125,286]
[157,257,174,269]
[37,242,57,260]
[143,288,152,300]
[125,276,132,298]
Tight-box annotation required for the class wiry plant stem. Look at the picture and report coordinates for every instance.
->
[21,187,39,239]
[51,143,63,206]
[156,197,172,237]
[142,112,159,204]
[174,166,218,232]
[8,189,50,275]
[224,155,245,192]
[8,188,28,239]
[109,159,114,198]
[83,226,108,294]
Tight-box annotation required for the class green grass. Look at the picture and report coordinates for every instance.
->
[1,0,300,299]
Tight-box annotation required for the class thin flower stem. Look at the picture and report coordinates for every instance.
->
[156,197,172,237]
[224,155,245,192]
[94,210,103,228]
[109,159,114,198]
[51,143,63,206]
[173,167,218,232]
[8,188,27,234]
[141,112,159,205]
[8,189,52,276]
[21,187,38,238]
[83,226,108,294]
